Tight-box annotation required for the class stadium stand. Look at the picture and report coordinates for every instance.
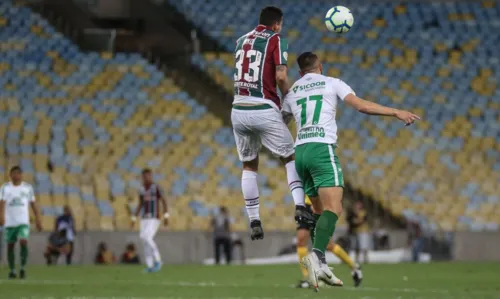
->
[171,0,500,232]
[0,0,312,232]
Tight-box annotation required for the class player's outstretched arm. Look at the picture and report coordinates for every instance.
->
[30,202,42,231]
[276,65,290,96]
[344,94,420,126]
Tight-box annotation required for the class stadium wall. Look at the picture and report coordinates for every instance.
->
[0,230,408,265]
[453,232,500,261]
[2,231,497,264]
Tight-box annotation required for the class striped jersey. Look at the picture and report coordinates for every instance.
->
[233,25,288,109]
[139,183,164,219]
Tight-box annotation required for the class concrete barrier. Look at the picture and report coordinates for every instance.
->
[12,229,500,264]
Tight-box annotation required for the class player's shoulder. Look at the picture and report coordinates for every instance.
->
[236,33,248,43]
[1,182,12,189]
[21,182,34,190]
[323,76,349,89]
[268,32,286,43]
[21,181,33,188]
[329,75,350,85]
[323,75,340,83]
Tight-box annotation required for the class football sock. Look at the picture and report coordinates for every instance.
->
[150,240,162,263]
[310,214,321,243]
[332,244,355,269]
[20,243,28,270]
[143,242,154,268]
[242,170,260,221]
[297,246,309,278]
[7,246,15,273]
[313,210,338,263]
[285,161,305,207]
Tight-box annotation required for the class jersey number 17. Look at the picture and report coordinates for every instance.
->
[296,95,324,126]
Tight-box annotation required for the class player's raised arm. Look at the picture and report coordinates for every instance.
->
[276,65,289,96]
[272,34,290,96]
[344,94,420,126]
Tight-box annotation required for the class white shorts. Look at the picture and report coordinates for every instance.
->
[231,105,295,162]
[351,232,371,251]
[140,218,160,241]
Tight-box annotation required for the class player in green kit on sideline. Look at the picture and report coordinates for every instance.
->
[282,52,420,291]
[0,166,42,279]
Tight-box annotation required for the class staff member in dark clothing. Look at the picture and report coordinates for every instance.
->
[347,200,370,264]
[211,206,232,265]
[55,206,75,265]
[44,229,70,265]
[407,218,423,262]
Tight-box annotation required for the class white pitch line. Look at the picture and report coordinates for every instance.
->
[0,279,495,296]
[18,297,270,299]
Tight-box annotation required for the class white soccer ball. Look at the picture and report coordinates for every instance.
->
[325,6,354,33]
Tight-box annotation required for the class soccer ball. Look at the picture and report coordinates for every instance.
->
[325,6,354,33]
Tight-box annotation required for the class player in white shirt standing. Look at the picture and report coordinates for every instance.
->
[0,166,42,279]
[283,52,420,291]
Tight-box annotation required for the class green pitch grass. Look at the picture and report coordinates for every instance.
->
[1,263,500,299]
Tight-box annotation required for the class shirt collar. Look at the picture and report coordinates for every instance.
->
[256,24,274,31]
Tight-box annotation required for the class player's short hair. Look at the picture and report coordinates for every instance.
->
[297,52,319,72]
[142,168,152,175]
[259,6,283,26]
[10,166,22,174]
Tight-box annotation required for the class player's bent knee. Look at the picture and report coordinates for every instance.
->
[243,158,259,172]
[309,196,323,214]
[296,229,310,247]
[19,239,28,245]
[318,187,343,215]
[280,154,295,164]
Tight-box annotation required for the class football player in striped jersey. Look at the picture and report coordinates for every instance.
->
[131,169,169,272]
[231,6,314,241]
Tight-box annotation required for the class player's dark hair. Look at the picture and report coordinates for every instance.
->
[259,6,283,26]
[142,168,152,175]
[10,166,22,174]
[297,52,319,72]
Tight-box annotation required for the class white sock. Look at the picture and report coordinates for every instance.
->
[242,170,260,221]
[149,240,162,263]
[143,241,154,268]
[285,161,305,206]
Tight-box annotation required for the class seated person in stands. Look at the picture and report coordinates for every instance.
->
[95,242,115,265]
[121,243,140,264]
[44,229,70,265]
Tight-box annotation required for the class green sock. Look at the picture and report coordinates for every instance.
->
[313,210,338,255]
[310,214,321,243]
[7,246,15,273]
[20,243,28,270]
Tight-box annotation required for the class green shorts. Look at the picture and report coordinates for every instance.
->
[295,142,344,197]
[4,224,30,243]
